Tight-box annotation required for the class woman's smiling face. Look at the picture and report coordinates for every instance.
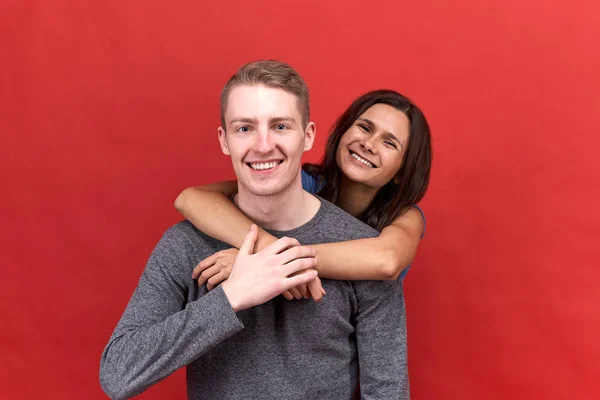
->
[335,103,410,189]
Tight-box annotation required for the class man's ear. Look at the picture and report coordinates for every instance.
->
[303,122,316,152]
[217,127,230,155]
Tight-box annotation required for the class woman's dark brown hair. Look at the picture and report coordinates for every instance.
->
[304,89,432,231]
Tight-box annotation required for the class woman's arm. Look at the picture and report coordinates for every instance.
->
[174,182,278,251]
[313,206,425,280]
[175,184,424,281]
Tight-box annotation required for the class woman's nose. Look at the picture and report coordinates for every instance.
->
[360,138,377,154]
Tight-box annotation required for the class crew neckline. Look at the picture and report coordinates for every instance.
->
[263,195,327,238]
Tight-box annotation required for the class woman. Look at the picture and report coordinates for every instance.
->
[175,89,432,301]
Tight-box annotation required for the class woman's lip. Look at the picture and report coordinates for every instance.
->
[348,150,376,168]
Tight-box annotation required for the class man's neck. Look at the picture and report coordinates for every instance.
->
[336,177,378,218]
[234,176,320,231]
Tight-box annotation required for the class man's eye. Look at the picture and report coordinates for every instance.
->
[238,126,250,133]
[275,124,287,131]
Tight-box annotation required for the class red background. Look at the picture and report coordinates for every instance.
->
[2,1,599,399]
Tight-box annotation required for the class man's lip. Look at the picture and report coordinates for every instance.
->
[245,159,285,172]
[244,159,284,164]
[349,150,377,168]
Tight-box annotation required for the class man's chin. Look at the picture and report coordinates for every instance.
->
[243,187,283,197]
[238,179,289,198]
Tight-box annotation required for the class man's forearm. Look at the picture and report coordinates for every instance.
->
[100,285,243,399]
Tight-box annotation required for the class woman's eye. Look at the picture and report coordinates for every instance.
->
[358,124,371,133]
[384,140,397,148]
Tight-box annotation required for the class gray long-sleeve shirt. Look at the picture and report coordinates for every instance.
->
[99,199,409,399]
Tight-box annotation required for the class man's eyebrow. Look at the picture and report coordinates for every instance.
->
[229,117,257,125]
[269,116,297,124]
[228,117,298,126]
[357,117,404,147]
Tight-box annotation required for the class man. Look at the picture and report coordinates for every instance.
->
[99,60,409,399]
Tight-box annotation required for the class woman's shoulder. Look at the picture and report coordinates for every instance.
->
[301,169,324,194]
[390,205,426,239]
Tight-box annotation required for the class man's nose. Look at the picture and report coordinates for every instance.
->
[254,128,275,153]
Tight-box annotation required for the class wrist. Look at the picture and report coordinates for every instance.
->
[255,231,277,252]
[311,246,321,270]
[221,281,242,312]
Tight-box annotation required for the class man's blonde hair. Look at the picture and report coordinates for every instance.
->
[220,60,310,128]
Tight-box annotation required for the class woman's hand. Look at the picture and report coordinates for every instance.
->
[282,278,326,302]
[193,248,239,290]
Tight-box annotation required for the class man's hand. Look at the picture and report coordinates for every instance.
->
[193,248,238,290]
[221,225,319,312]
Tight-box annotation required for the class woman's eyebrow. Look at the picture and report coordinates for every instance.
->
[384,132,404,148]
[357,117,404,147]
[356,117,374,128]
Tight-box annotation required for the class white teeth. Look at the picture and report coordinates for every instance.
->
[351,152,374,168]
[250,161,280,170]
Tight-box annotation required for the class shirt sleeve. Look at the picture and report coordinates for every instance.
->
[352,279,410,399]
[99,226,244,400]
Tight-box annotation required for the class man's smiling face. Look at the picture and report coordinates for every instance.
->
[218,84,315,197]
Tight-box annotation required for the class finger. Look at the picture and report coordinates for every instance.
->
[277,245,316,265]
[281,257,317,277]
[206,271,227,291]
[307,277,323,302]
[283,270,319,292]
[192,254,218,279]
[298,284,310,299]
[282,290,294,301]
[239,224,258,256]
[197,265,221,287]
[262,236,300,255]
[289,287,303,300]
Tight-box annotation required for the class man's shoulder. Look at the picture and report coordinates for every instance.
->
[160,220,198,242]
[167,220,199,236]
[159,220,222,251]
[313,199,379,241]
[150,221,230,273]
